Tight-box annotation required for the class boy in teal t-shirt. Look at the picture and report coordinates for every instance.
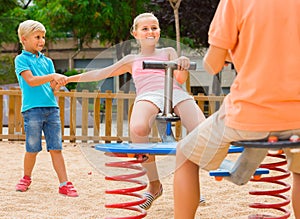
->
[15,19,78,197]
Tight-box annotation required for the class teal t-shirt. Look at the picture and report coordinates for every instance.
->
[15,50,58,112]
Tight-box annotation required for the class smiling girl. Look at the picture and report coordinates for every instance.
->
[67,12,205,209]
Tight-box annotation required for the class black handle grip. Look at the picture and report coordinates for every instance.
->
[143,60,196,70]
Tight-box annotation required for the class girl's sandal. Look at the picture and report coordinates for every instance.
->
[139,185,163,210]
[199,195,206,205]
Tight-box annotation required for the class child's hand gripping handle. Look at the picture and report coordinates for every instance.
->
[143,60,196,70]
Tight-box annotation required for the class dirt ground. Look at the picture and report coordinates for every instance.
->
[0,141,295,219]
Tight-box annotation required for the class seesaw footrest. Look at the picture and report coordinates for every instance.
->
[209,168,269,177]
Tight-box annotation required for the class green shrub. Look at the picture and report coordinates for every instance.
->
[64,69,99,92]
[0,55,17,85]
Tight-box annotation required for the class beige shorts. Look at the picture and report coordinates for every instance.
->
[135,89,194,112]
[179,104,300,173]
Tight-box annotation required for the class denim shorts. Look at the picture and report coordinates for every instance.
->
[22,107,62,152]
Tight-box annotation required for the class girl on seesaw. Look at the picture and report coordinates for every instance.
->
[66,12,205,210]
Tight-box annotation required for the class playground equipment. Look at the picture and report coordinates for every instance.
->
[233,138,299,219]
[100,139,298,219]
[95,60,299,218]
[209,137,300,219]
[96,142,244,219]
[96,60,196,218]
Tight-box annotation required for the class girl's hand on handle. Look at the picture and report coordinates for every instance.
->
[174,56,190,84]
[176,56,190,71]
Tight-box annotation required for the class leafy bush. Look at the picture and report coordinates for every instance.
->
[64,69,99,92]
[64,69,79,90]
[0,55,17,85]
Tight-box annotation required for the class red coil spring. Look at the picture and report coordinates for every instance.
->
[249,152,291,219]
[104,153,148,219]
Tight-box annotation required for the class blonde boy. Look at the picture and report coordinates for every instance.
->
[15,20,78,197]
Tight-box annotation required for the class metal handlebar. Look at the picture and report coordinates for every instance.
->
[143,60,197,70]
[142,60,197,120]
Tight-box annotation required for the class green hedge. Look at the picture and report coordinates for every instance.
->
[0,55,17,85]
[64,69,99,92]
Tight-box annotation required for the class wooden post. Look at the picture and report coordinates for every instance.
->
[128,91,135,142]
[93,91,101,143]
[8,88,15,141]
[81,90,89,143]
[117,91,124,143]
[197,93,205,115]
[70,90,77,143]
[58,90,65,141]
[105,90,112,143]
[15,88,22,139]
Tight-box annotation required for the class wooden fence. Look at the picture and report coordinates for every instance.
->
[0,88,225,143]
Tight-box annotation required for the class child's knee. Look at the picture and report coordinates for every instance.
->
[130,123,151,137]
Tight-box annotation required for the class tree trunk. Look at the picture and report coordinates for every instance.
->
[168,0,191,92]
[168,0,182,56]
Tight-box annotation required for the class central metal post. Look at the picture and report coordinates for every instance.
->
[163,62,177,118]
[143,60,196,142]
[143,60,196,120]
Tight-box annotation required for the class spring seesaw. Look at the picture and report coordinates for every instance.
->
[95,60,196,218]
[210,135,300,219]
[96,60,298,218]
[95,60,245,219]
[94,60,283,218]
[96,142,244,219]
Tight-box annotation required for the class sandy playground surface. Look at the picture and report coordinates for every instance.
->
[0,141,295,219]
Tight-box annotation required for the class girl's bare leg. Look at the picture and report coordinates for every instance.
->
[174,99,205,133]
[130,101,161,194]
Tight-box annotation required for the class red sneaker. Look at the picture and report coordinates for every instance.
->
[16,177,31,192]
[59,182,78,197]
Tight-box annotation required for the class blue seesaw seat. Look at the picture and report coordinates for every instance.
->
[95,142,269,184]
[95,142,243,155]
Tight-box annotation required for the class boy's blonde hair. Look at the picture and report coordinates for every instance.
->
[18,20,46,45]
[130,13,159,35]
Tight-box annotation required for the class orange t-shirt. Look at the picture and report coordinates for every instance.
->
[208,0,300,131]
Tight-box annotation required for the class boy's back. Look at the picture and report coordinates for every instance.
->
[209,0,300,131]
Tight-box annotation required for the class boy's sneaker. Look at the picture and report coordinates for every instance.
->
[16,177,31,192]
[59,182,78,197]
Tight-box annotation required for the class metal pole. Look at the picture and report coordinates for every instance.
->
[143,60,196,118]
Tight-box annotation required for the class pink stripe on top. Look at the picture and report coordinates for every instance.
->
[132,54,181,96]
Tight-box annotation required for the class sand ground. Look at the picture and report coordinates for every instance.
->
[0,141,295,219]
